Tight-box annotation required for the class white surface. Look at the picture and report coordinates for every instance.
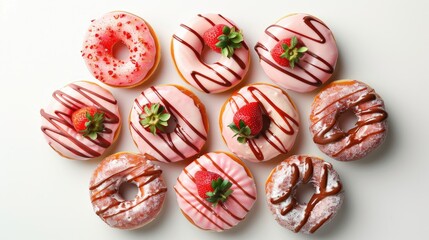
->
[1,0,428,239]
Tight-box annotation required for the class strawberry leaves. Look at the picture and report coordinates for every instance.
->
[228,120,252,143]
[280,36,308,69]
[205,177,233,207]
[139,103,171,135]
[215,26,244,58]
[82,111,105,140]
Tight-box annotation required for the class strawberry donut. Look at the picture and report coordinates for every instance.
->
[220,83,300,162]
[171,13,250,93]
[90,152,167,229]
[255,13,338,92]
[82,11,160,88]
[129,85,208,163]
[40,81,121,160]
[266,155,344,234]
[174,152,257,231]
[310,80,388,161]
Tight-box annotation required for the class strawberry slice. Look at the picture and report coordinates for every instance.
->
[71,106,105,140]
[139,103,171,135]
[228,102,263,143]
[270,36,308,68]
[195,170,233,207]
[203,24,244,58]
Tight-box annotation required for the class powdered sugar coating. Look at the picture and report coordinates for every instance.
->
[89,152,167,230]
[174,152,257,231]
[310,80,388,161]
[82,11,158,87]
[266,155,344,234]
[129,85,208,162]
[220,84,300,162]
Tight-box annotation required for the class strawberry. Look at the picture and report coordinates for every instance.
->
[71,106,105,140]
[270,36,308,69]
[195,170,233,206]
[203,24,244,58]
[228,102,263,143]
[139,103,171,135]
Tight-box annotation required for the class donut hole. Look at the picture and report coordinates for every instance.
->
[112,41,130,60]
[295,183,316,204]
[338,109,358,133]
[201,45,219,64]
[118,182,138,201]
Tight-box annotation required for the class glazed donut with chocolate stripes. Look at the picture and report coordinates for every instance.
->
[255,13,338,92]
[174,152,257,231]
[171,13,250,93]
[310,80,388,161]
[266,155,344,234]
[89,152,167,229]
[82,11,160,88]
[129,85,208,163]
[220,83,300,162]
[40,81,121,160]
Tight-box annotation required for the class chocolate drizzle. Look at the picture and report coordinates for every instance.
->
[254,15,336,87]
[231,86,299,161]
[269,157,342,233]
[312,86,388,157]
[173,14,248,93]
[40,83,120,159]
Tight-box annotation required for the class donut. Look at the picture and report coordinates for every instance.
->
[174,152,257,231]
[129,84,208,163]
[89,152,167,229]
[40,81,121,160]
[265,155,344,234]
[255,13,338,92]
[81,11,160,88]
[171,13,250,93]
[309,80,388,161]
[219,83,300,162]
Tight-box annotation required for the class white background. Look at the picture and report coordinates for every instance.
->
[1,0,428,239]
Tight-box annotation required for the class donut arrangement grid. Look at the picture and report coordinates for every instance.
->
[39,11,388,234]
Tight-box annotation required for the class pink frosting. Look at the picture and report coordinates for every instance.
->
[40,81,121,160]
[255,13,338,92]
[82,11,157,87]
[129,85,207,162]
[220,84,300,162]
[174,152,257,231]
[171,13,250,93]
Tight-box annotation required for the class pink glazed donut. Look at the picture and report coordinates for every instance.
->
[171,13,250,93]
[82,11,160,88]
[266,155,344,234]
[174,152,257,231]
[89,152,167,229]
[309,80,388,161]
[40,81,121,160]
[255,13,338,92]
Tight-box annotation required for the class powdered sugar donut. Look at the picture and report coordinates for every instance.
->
[255,13,338,92]
[310,80,388,161]
[220,83,300,162]
[89,152,167,229]
[174,152,257,231]
[171,13,250,93]
[129,85,208,163]
[40,81,121,160]
[82,11,160,88]
[266,155,344,234]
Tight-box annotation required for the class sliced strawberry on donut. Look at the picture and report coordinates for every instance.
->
[139,103,171,135]
[228,102,263,143]
[195,170,233,207]
[72,106,105,140]
[203,24,244,58]
[270,36,308,69]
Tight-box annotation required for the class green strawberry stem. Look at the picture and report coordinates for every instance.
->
[82,111,104,140]
[228,120,252,144]
[216,26,244,58]
[280,36,308,69]
[206,177,233,207]
[139,103,171,135]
